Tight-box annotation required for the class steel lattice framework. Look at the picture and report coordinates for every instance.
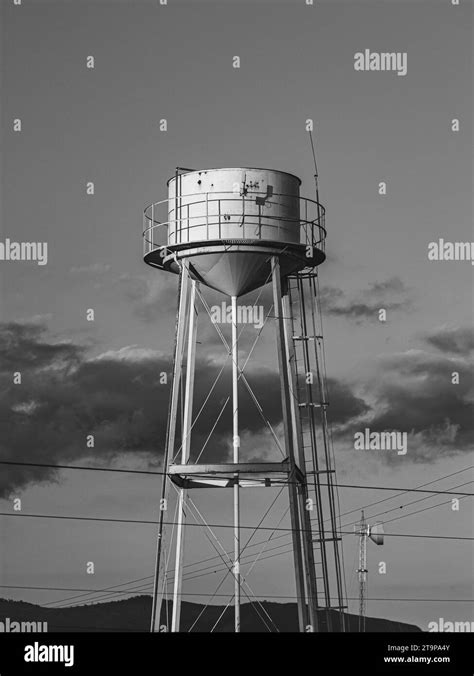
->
[143,165,347,632]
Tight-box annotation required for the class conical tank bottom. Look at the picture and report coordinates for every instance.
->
[186,250,303,297]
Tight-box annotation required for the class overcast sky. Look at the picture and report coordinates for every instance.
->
[0,0,472,631]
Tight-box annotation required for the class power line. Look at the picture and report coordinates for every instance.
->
[382,495,472,526]
[1,510,472,540]
[46,535,295,609]
[1,460,472,495]
[2,464,472,613]
[336,481,472,532]
[1,585,472,603]
[2,505,471,610]
[308,470,474,533]
[32,520,474,612]
[330,465,473,527]
[308,479,473,496]
[180,489,473,611]
[4,469,471,610]
[0,460,158,476]
[42,516,474,609]
[49,540,297,609]
[43,575,154,607]
[52,546,300,610]
[6,523,472,609]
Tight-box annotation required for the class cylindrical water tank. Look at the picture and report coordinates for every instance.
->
[143,166,325,297]
[167,168,301,246]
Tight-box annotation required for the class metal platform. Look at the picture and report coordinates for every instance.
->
[168,460,306,489]
[142,186,326,297]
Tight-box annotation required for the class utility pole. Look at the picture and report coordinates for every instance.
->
[355,511,384,632]
[357,510,368,633]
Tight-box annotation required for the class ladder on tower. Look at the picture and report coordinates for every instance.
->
[287,271,346,632]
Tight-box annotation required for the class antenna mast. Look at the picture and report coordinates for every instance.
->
[356,510,368,632]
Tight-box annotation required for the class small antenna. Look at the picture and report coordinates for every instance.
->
[307,128,322,226]
[356,511,385,632]
[308,129,319,178]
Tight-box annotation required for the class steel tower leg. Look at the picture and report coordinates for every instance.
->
[282,285,319,632]
[231,295,241,633]
[171,280,198,632]
[151,261,190,632]
[271,257,308,632]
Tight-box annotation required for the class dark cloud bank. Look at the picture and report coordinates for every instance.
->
[319,276,412,322]
[0,322,472,497]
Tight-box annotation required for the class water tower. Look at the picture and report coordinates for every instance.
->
[143,166,345,632]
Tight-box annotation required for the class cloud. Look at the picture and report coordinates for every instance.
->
[424,325,474,356]
[4,317,470,495]
[69,263,111,275]
[319,277,412,322]
[0,321,368,497]
[0,322,83,372]
[367,277,407,295]
[339,349,474,463]
[118,273,178,322]
[118,274,278,360]
[122,273,412,329]
[325,378,369,425]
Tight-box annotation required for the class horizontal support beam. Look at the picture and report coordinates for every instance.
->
[169,462,291,475]
[167,461,306,489]
[169,476,280,489]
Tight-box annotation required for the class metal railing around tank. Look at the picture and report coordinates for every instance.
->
[142,191,326,258]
